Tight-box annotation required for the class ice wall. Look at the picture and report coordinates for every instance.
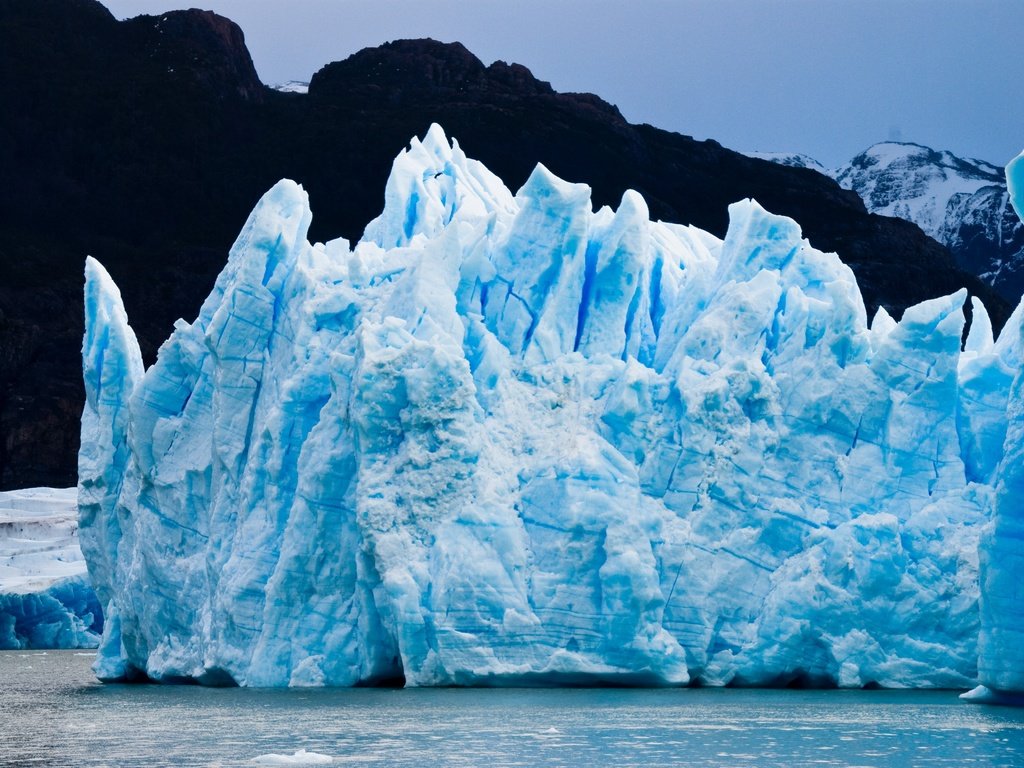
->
[79,127,1024,688]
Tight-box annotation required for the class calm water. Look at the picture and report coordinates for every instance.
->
[2,652,1024,767]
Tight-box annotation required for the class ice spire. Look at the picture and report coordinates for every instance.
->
[78,256,144,679]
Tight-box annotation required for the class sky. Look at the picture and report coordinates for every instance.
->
[102,0,1023,169]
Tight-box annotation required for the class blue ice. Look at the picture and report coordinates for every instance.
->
[78,128,1024,691]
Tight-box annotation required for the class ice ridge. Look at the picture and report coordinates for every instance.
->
[79,126,1024,689]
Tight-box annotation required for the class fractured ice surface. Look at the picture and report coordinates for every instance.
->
[79,126,1024,688]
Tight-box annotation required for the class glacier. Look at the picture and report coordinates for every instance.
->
[0,487,102,649]
[79,126,1024,689]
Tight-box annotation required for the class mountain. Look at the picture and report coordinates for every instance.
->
[834,143,1024,303]
[79,126,1016,688]
[0,0,1008,490]
[751,142,1024,304]
[270,80,309,94]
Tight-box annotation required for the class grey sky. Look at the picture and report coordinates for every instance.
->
[102,0,1022,169]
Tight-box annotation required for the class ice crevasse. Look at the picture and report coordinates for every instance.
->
[79,127,1024,690]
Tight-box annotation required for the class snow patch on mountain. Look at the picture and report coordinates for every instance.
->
[271,81,309,94]
[834,143,1024,302]
[745,151,827,175]
[834,142,1004,239]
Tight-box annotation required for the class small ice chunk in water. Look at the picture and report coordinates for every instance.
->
[250,749,333,765]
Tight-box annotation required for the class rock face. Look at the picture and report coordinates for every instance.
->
[0,0,1006,491]
[0,487,101,649]
[79,128,1022,688]
[833,143,1024,303]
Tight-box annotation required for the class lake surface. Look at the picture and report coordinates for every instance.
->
[2,651,1023,767]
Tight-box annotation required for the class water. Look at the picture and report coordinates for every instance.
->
[2,652,1023,767]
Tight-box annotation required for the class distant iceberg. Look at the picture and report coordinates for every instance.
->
[79,126,1024,689]
[0,487,102,649]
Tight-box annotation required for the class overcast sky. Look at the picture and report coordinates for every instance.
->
[102,0,1022,169]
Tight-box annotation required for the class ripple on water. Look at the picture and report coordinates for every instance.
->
[1,652,1023,767]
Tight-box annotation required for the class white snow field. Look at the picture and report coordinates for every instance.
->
[78,126,1024,692]
[0,487,101,649]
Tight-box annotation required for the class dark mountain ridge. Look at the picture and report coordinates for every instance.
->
[0,0,1009,489]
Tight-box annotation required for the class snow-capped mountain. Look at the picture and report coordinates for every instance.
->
[749,142,1024,303]
[270,80,309,94]
[834,143,1005,239]
[834,143,1024,302]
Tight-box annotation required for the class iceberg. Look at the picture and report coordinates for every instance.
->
[0,487,102,649]
[79,126,1023,688]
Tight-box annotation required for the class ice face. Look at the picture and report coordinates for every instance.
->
[79,126,1023,689]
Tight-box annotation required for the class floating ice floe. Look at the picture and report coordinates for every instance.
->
[250,749,333,765]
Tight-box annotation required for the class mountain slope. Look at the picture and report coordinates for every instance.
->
[0,0,1008,489]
